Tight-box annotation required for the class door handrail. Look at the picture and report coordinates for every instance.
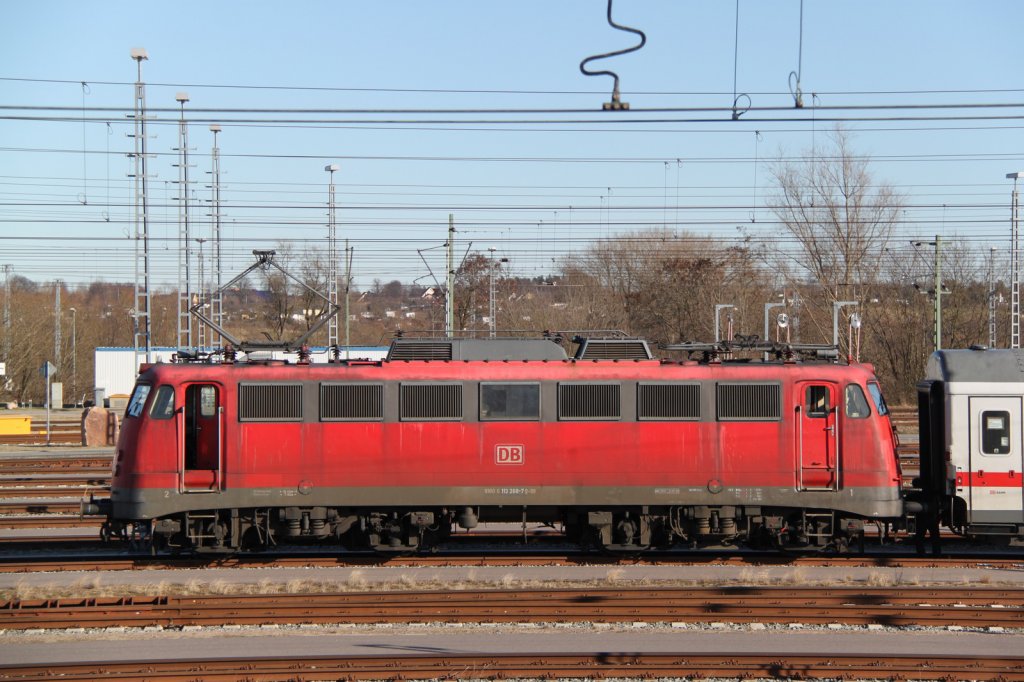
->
[796,404,803,490]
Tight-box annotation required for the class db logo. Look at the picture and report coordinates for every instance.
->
[495,444,525,465]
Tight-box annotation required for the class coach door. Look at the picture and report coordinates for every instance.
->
[796,382,839,491]
[180,383,223,493]
[967,396,1023,524]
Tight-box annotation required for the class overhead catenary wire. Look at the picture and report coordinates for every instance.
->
[3,76,1024,99]
[2,65,1020,294]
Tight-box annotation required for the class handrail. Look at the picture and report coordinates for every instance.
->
[796,404,803,490]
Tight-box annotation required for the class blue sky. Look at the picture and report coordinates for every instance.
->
[2,1,1021,288]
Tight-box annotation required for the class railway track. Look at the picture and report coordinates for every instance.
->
[0,516,102,530]
[0,431,81,446]
[0,457,111,474]
[3,586,1023,631]
[2,652,1022,682]
[0,501,84,514]
[1,551,1022,574]
[0,486,108,499]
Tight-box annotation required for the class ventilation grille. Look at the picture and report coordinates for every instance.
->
[638,383,700,420]
[716,383,781,421]
[388,341,453,361]
[239,384,303,422]
[401,384,463,420]
[558,383,621,420]
[320,383,384,421]
[575,339,652,360]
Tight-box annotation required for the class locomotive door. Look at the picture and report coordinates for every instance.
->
[796,382,839,491]
[180,383,223,493]
[967,396,1023,524]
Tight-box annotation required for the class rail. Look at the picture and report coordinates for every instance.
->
[2,652,1022,682]
[3,586,1024,630]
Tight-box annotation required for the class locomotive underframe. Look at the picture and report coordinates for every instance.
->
[102,489,891,553]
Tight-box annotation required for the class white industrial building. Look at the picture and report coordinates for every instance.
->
[93,346,389,404]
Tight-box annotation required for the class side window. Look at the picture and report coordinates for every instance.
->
[844,384,871,419]
[125,384,151,418]
[480,383,540,421]
[805,386,830,418]
[867,382,889,416]
[982,410,1011,455]
[149,386,175,420]
[199,385,217,417]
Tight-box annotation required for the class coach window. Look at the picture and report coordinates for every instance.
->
[480,383,540,421]
[149,386,175,420]
[981,410,1011,455]
[806,385,830,418]
[844,384,871,419]
[125,384,151,418]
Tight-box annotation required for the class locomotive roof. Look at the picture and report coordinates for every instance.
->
[387,337,569,361]
[926,347,1024,383]
[141,355,878,386]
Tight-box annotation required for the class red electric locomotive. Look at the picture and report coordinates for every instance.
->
[86,336,906,553]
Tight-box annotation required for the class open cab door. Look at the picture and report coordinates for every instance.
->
[180,383,223,493]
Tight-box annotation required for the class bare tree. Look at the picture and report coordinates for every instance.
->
[766,127,904,366]
[768,127,902,305]
[561,228,771,345]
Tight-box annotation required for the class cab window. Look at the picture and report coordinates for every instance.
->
[197,385,217,417]
[805,386,830,418]
[867,382,889,416]
[845,384,871,419]
[149,386,175,420]
[125,384,151,418]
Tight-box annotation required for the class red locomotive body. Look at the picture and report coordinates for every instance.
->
[95,337,905,552]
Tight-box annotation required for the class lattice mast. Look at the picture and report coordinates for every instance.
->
[129,48,152,366]
[446,214,455,337]
[196,238,207,350]
[326,164,340,347]
[209,124,223,348]
[174,92,193,350]
[1013,177,1021,349]
[989,247,998,348]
